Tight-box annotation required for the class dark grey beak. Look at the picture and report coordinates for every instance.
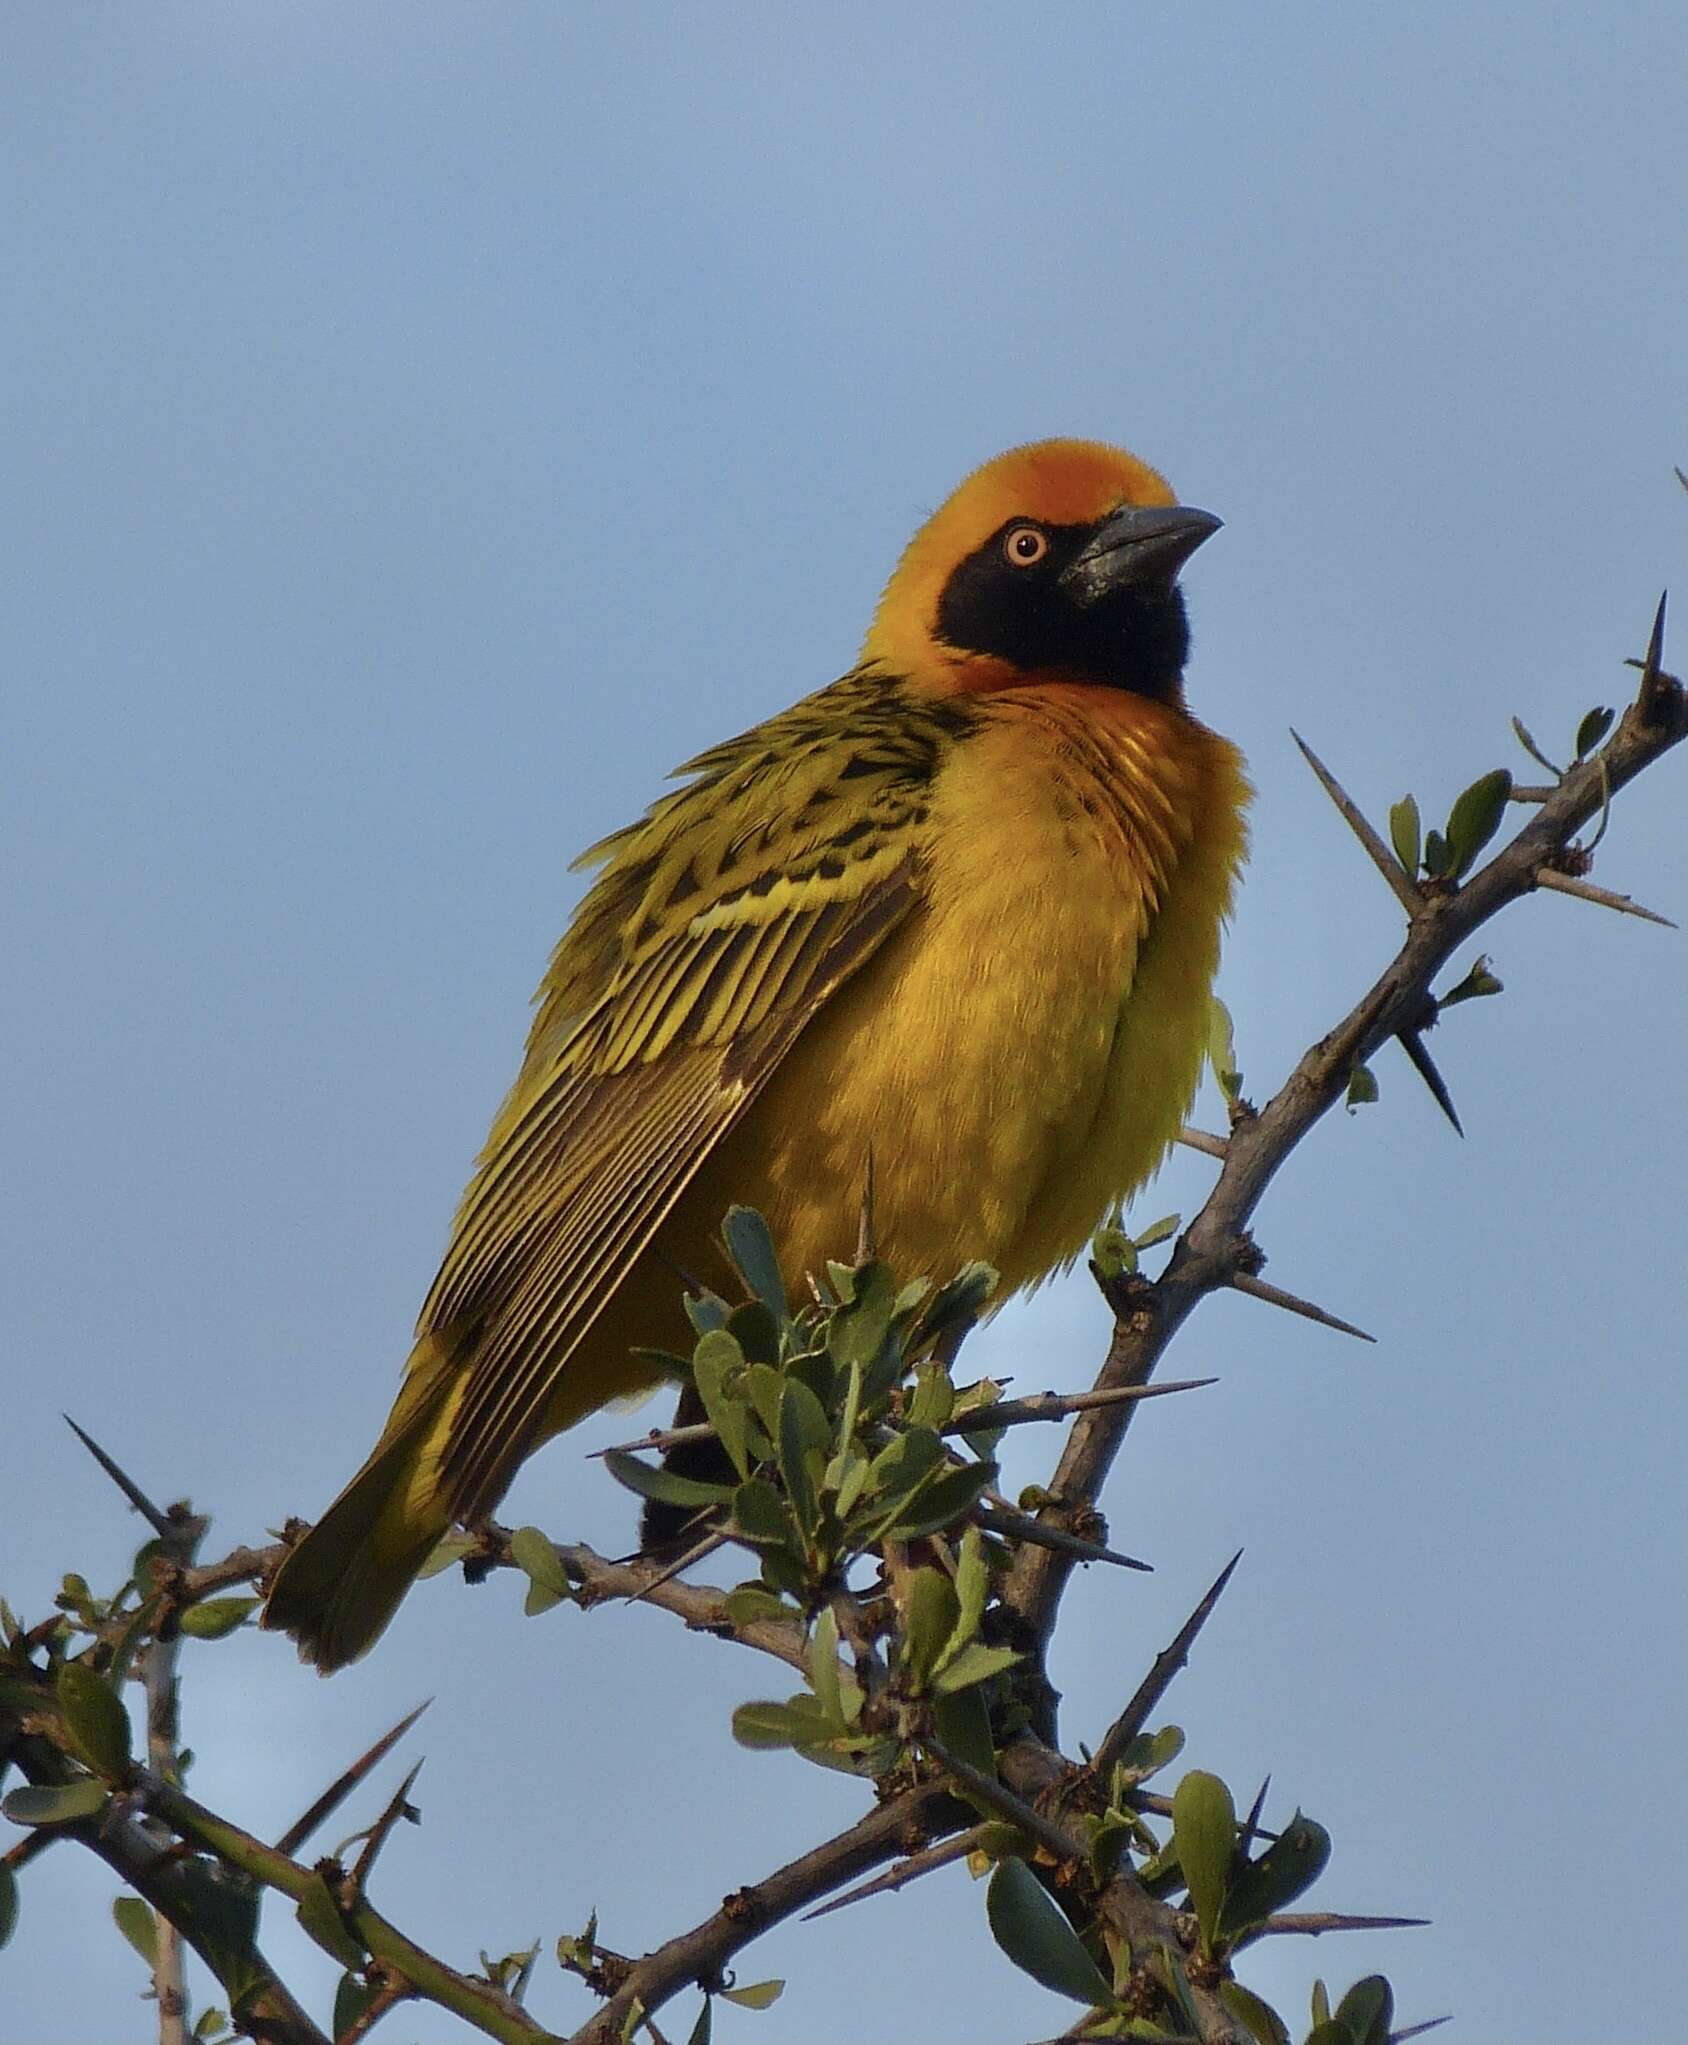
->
[1060,504,1222,607]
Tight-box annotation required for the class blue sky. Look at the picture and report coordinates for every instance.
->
[4,7,1684,2040]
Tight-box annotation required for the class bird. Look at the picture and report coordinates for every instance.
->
[261,437,1250,1671]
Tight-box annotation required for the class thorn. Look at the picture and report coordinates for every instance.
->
[274,1699,431,1858]
[1535,868,1676,928]
[1229,1271,1376,1343]
[973,1504,1151,1572]
[1393,2017,1454,2042]
[856,1145,877,1263]
[923,1736,1084,1867]
[1176,1124,1229,1160]
[1255,1911,1432,1938]
[348,1756,426,1894]
[627,1527,730,1604]
[1290,729,1422,915]
[802,1825,986,1921]
[1089,1551,1243,1779]
[1675,466,1688,496]
[1242,1775,1271,1844]
[948,1380,1217,1435]
[62,1417,174,1537]
[591,1421,716,1460]
[1397,1030,1463,1136]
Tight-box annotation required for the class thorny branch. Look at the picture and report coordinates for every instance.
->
[4,636,1681,2045]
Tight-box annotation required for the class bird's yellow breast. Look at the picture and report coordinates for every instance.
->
[680,683,1248,1299]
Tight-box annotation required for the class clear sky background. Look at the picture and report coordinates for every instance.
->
[4,8,1684,2042]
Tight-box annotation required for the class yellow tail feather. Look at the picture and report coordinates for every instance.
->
[262,1341,463,1673]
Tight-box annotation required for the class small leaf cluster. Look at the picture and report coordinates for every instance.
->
[1389,769,1513,887]
[979,1740,1406,2045]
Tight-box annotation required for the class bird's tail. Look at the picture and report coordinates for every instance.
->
[261,1334,466,1674]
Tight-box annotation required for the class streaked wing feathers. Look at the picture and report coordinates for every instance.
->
[417,669,964,1523]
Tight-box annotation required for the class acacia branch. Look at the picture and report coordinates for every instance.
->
[573,1783,962,2045]
[1005,653,1684,1647]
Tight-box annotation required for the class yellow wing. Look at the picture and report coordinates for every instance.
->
[418,668,969,1524]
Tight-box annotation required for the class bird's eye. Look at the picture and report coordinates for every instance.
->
[1003,523,1049,567]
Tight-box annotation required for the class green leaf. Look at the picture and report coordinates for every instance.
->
[1438,954,1504,1007]
[685,1996,713,2045]
[296,1871,365,1970]
[178,1597,262,1642]
[1387,795,1421,879]
[881,1459,995,1541]
[1305,2026,1355,2045]
[192,2006,230,2041]
[691,1328,753,1481]
[683,1289,730,1336]
[1443,768,1513,879]
[726,1300,782,1368]
[930,1683,996,1777]
[1218,1811,1331,1940]
[721,1206,788,1319]
[899,1567,959,1692]
[511,1527,573,1616]
[722,1585,792,1627]
[946,1525,990,1662]
[730,1699,828,1751]
[1345,1064,1379,1113]
[0,1865,16,1950]
[1575,705,1615,759]
[1133,1212,1182,1251]
[910,1261,997,1355]
[1333,1976,1394,2045]
[1208,996,1242,1101]
[1170,1770,1236,1954]
[331,1972,374,2042]
[113,1894,158,1967]
[807,1610,844,1726]
[905,1361,955,1431]
[1,1780,110,1826]
[1422,827,1451,878]
[176,1861,262,2005]
[603,1449,732,1509]
[931,1641,1019,1696]
[1220,1981,1290,2045]
[719,1978,784,2010]
[985,1857,1114,2008]
[1310,1979,1331,2029]
[56,1663,133,1780]
[827,1260,897,1369]
[1108,1725,1185,1792]
[417,1532,478,1579]
[732,1479,795,1548]
[862,1425,945,1511]
[777,1379,829,1534]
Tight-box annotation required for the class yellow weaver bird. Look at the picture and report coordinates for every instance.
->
[263,438,1250,1670]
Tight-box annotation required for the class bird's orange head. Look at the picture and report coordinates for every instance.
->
[863,438,1219,701]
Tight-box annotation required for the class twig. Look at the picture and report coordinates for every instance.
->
[1177,1125,1229,1159]
[801,1824,987,1920]
[1005,640,1685,1652]
[599,1381,1215,1463]
[921,1736,1085,1867]
[574,1785,961,2044]
[137,1771,557,2045]
[1290,730,1422,915]
[1088,1553,1242,1782]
